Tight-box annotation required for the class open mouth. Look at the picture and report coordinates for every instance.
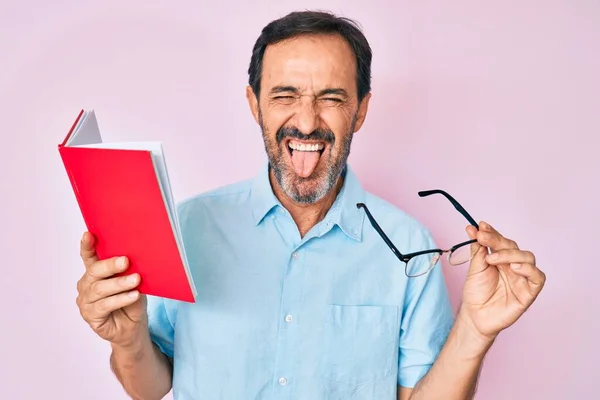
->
[287,140,326,154]
[285,139,327,178]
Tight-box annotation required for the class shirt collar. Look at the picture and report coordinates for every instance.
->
[250,162,280,224]
[250,162,366,241]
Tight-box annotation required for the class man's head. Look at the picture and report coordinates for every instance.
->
[246,11,372,204]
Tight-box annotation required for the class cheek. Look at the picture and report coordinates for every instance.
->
[261,110,291,137]
[320,105,355,131]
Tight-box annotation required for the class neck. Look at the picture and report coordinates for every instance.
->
[270,169,344,238]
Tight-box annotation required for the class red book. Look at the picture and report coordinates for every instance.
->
[58,109,196,303]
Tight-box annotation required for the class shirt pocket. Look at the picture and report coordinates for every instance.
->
[324,304,400,390]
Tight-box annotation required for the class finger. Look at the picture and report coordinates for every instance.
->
[86,256,129,282]
[485,249,536,266]
[85,273,141,303]
[91,290,141,319]
[476,221,519,251]
[466,225,481,256]
[80,232,98,267]
[466,225,490,273]
[508,262,546,289]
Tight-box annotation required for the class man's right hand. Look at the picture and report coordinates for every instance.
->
[76,231,148,348]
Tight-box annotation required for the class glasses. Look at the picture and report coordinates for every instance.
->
[357,190,480,278]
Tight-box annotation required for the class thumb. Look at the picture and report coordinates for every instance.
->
[80,231,99,266]
[466,225,489,274]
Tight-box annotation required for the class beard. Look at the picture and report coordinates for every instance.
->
[259,109,357,204]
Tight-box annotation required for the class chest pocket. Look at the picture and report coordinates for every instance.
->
[323,304,400,398]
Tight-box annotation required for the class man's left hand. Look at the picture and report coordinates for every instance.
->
[457,221,546,349]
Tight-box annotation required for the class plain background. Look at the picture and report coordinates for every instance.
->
[2,0,598,399]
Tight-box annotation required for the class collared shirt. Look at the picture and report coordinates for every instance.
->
[147,163,454,400]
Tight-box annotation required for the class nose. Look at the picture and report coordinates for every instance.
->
[293,96,319,135]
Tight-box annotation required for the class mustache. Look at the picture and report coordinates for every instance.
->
[276,126,335,145]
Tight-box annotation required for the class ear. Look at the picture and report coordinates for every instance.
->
[246,86,260,125]
[352,92,372,133]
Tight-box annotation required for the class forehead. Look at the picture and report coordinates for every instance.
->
[261,34,357,93]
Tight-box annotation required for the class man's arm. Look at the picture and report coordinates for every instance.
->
[397,220,546,400]
[74,234,176,400]
[397,312,490,400]
[109,329,173,400]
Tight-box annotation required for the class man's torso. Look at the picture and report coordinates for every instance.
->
[147,165,454,399]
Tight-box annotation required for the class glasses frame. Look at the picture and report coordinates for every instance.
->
[357,189,480,278]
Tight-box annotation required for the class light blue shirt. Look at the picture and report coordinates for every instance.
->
[147,162,454,399]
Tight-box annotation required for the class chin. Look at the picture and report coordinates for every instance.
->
[277,167,333,204]
[266,139,346,204]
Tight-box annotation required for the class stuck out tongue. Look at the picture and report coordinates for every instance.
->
[291,150,320,178]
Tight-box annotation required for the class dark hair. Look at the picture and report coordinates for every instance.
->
[248,10,372,102]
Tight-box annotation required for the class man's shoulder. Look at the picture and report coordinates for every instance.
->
[176,177,254,213]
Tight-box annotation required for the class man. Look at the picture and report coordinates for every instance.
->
[75,10,545,400]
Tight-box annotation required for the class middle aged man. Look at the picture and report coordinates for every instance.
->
[75,10,546,400]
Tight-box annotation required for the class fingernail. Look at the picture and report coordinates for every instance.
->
[117,257,127,268]
[511,263,521,270]
[128,290,139,298]
[127,274,138,284]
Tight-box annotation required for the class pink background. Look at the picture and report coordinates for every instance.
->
[2,1,598,399]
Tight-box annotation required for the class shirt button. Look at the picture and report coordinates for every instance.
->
[292,251,299,259]
[285,314,293,323]
[278,377,287,386]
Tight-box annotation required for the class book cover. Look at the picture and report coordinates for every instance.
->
[58,110,196,303]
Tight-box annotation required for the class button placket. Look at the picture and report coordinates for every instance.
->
[273,246,304,394]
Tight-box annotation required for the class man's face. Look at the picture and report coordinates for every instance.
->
[247,33,370,204]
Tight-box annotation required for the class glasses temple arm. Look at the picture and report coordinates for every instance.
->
[418,189,479,229]
[356,203,406,260]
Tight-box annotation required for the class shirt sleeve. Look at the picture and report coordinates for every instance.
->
[397,227,455,388]
[146,294,178,359]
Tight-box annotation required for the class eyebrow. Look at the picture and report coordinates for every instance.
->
[269,86,349,97]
